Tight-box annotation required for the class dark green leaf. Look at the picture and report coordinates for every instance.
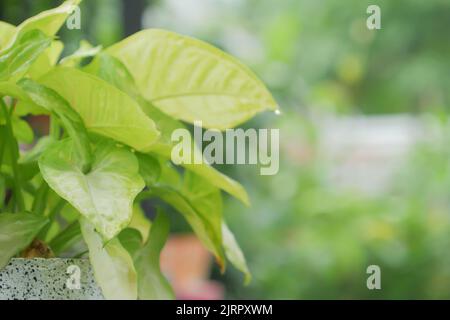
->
[118,228,143,258]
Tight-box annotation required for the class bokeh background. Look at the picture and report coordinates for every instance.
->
[2,0,450,299]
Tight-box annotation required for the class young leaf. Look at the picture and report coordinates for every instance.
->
[1,0,81,51]
[106,29,279,130]
[222,222,251,284]
[80,218,138,300]
[39,139,145,240]
[0,29,52,81]
[134,212,175,300]
[39,67,160,152]
[0,213,48,269]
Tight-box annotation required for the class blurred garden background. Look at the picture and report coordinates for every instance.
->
[2,0,450,299]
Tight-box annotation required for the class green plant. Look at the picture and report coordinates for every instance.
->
[0,0,278,299]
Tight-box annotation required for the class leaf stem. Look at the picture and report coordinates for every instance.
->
[0,97,24,212]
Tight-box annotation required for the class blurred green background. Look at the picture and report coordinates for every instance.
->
[2,0,450,299]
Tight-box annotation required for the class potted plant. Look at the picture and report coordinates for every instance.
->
[0,0,278,299]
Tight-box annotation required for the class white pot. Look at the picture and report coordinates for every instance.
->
[0,258,103,300]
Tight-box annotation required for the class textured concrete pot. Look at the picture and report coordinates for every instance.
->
[0,258,103,300]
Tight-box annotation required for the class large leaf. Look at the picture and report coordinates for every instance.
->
[39,139,144,240]
[0,213,48,268]
[1,0,80,51]
[0,29,52,81]
[39,67,160,152]
[80,218,137,300]
[89,54,250,205]
[106,29,279,130]
[134,212,175,300]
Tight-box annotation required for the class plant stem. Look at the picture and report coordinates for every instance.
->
[0,97,24,212]
[50,115,61,139]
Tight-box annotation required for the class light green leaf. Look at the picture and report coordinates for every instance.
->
[129,204,151,242]
[0,81,31,102]
[88,54,249,205]
[0,213,49,269]
[0,21,15,50]
[1,0,80,51]
[39,67,160,152]
[222,222,251,284]
[140,102,250,206]
[134,212,175,300]
[60,40,102,67]
[80,218,137,300]
[0,29,52,81]
[39,139,145,240]
[28,40,64,79]
[106,29,279,130]
[0,111,34,143]
[12,116,34,143]
[148,166,225,269]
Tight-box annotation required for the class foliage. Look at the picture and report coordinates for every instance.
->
[0,0,277,299]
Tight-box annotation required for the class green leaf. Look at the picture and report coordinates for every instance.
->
[39,139,144,240]
[39,67,160,152]
[11,116,34,144]
[0,21,15,50]
[88,54,250,205]
[134,212,174,300]
[60,40,102,67]
[222,222,251,284]
[0,81,32,102]
[140,101,250,206]
[19,136,56,164]
[1,0,81,51]
[129,204,151,242]
[106,29,279,130]
[148,165,226,269]
[49,220,81,255]
[0,213,48,269]
[137,153,161,186]
[0,112,34,144]
[118,227,143,258]
[28,40,64,79]
[80,218,137,300]
[0,29,52,81]
[18,79,93,173]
